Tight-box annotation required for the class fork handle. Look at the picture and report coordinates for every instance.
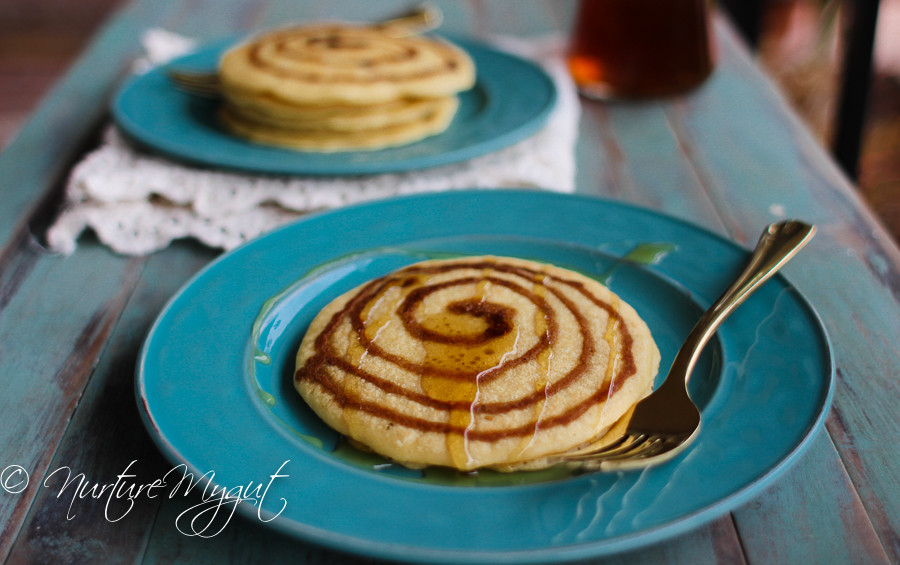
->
[668,220,816,387]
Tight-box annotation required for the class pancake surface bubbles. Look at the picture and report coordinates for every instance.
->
[294,256,660,471]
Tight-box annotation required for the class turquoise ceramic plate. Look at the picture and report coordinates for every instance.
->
[112,37,556,176]
[137,190,833,564]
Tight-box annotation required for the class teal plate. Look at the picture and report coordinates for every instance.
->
[136,190,833,563]
[112,37,556,176]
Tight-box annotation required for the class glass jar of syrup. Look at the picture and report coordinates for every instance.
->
[568,0,715,99]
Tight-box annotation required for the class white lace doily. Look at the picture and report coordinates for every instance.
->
[48,29,579,256]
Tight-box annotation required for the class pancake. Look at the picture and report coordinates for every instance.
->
[294,256,660,471]
[218,23,476,106]
[219,95,457,151]
[222,89,453,132]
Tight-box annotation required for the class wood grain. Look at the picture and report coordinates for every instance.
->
[0,1,174,560]
[5,243,215,564]
[733,431,889,564]
[0,241,143,562]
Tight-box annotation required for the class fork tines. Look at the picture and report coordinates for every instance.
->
[565,432,692,471]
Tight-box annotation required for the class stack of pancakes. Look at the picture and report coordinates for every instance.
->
[217,24,476,152]
[295,256,661,472]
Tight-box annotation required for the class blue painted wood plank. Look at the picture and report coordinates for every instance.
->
[140,501,740,565]
[576,100,726,231]
[142,494,377,564]
[468,0,569,37]
[0,3,199,558]
[5,242,216,563]
[0,238,143,560]
[660,17,870,238]
[732,431,889,564]
[154,0,270,41]
[0,0,244,560]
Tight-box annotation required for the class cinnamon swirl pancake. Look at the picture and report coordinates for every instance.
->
[294,256,661,472]
[216,23,475,151]
[219,24,475,105]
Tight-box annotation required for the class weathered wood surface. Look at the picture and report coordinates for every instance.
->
[0,0,898,563]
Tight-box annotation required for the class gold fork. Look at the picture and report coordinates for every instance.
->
[165,3,443,98]
[561,220,816,472]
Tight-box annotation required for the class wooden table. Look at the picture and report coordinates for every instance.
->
[1,1,897,563]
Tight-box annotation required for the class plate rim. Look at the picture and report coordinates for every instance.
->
[135,190,834,563]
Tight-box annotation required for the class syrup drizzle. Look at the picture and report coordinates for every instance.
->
[296,259,637,468]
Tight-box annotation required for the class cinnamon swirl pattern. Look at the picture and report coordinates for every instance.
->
[217,24,475,151]
[295,256,660,471]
